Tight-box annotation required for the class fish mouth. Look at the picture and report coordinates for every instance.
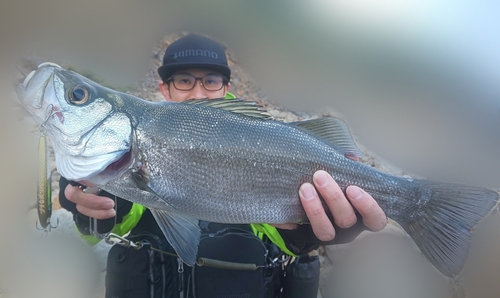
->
[18,62,61,99]
[17,63,62,123]
[21,63,61,85]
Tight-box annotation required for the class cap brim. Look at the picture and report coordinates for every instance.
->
[158,63,231,81]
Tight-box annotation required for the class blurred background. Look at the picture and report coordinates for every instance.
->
[1,1,500,297]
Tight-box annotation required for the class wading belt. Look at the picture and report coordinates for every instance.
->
[104,232,289,271]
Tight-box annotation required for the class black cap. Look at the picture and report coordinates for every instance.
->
[158,34,231,81]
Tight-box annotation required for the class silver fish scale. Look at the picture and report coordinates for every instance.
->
[122,102,423,225]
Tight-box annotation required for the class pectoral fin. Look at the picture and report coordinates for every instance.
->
[131,171,159,195]
[150,209,201,266]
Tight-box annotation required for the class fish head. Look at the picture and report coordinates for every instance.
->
[17,62,133,185]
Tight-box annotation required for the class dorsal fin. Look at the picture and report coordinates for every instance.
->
[293,117,364,159]
[184,98,272,120]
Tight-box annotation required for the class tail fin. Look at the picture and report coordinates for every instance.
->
[401,180,499,278]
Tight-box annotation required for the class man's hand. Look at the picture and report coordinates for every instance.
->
[64,184,116,219]
[274,170,387,241]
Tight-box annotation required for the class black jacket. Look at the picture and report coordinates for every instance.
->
[59,176,367,297]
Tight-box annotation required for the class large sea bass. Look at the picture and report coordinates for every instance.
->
[17,63,499,277]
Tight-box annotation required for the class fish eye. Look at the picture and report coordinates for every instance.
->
[69,85,90,104]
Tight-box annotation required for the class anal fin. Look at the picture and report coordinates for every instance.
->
[150,209,201,266]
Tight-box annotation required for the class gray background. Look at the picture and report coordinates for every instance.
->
[1,1,500,297]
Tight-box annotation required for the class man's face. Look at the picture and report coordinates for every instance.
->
[159,68,230,102]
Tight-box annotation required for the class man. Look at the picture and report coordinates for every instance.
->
[60,34,387,298]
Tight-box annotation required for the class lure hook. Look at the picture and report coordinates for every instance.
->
[35,217,59,235]
[37,104,55,135]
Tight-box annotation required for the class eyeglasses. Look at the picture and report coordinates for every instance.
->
[167,74,227,91]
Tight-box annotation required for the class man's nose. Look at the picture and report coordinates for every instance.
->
[190,82,206,99]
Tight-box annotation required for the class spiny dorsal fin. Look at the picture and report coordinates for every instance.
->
[294,117,364,159]
[184,98,272,120]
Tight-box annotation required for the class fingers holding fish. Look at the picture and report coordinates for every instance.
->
[299,182,336,241]
[64,185,116,219]
[312,170,358,229]
[310,170,387,239]
[345,186,387,231]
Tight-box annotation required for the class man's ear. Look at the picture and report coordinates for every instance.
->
[159,81,172,101]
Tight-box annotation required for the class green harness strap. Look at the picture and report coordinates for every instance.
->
[250,224,296,257]
[79,203,147,246]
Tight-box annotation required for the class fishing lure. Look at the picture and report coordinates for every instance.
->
[36,135,55,231]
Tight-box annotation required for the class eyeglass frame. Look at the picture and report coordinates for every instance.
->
[164,73,229,92]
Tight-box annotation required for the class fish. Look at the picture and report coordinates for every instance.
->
[16,62,499,278]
